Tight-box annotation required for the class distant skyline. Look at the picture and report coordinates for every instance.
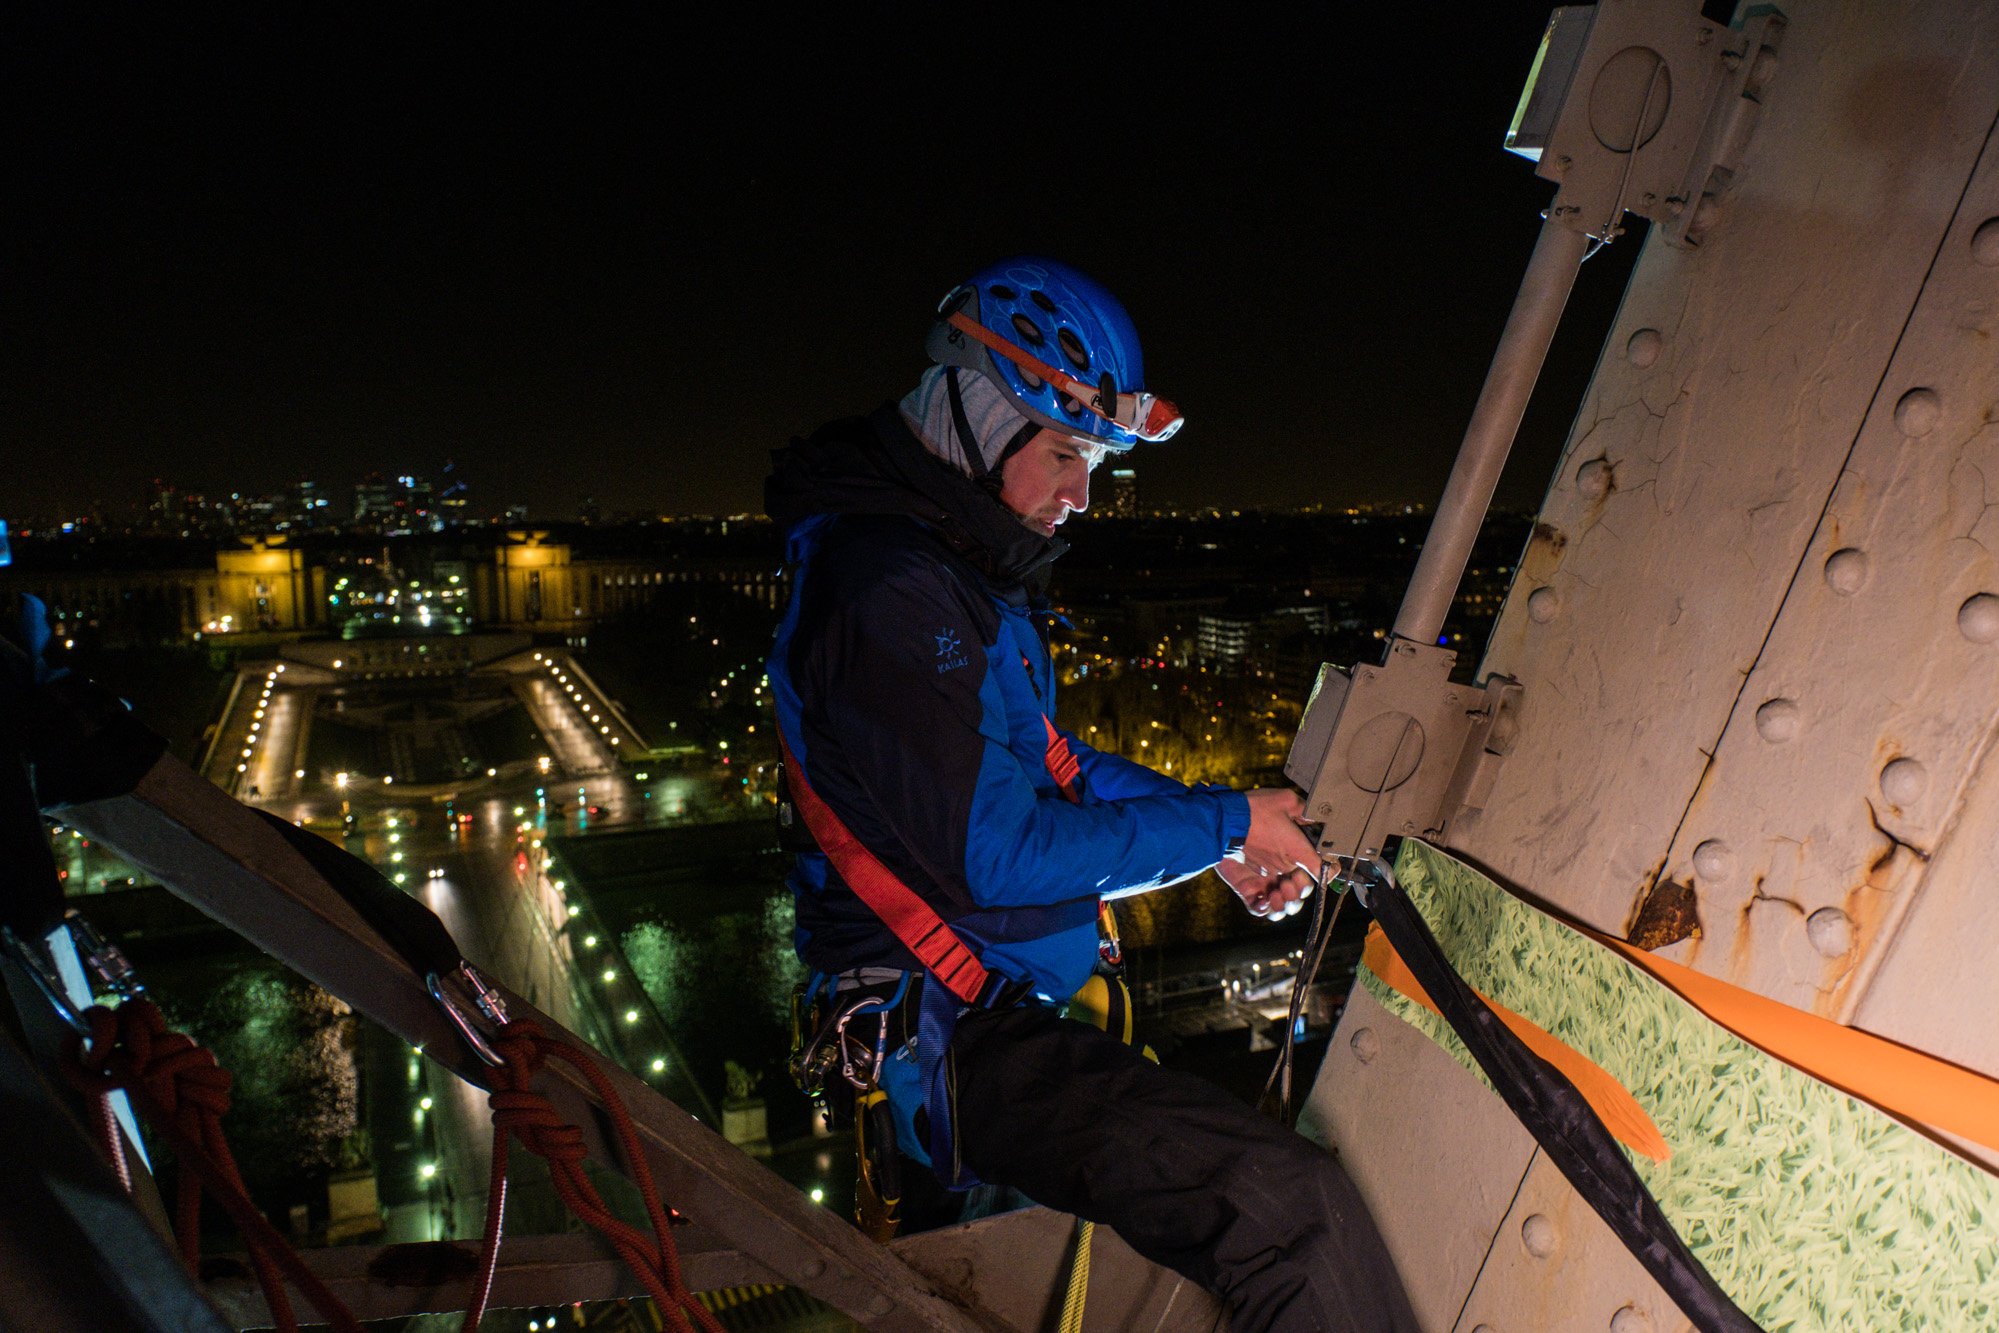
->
[7,8,1643,521]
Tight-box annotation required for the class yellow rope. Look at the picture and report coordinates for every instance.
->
[1057,1217,1093,1333]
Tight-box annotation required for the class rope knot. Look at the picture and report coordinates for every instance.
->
[489,1088,587,1165]
[67,1000,232,1122]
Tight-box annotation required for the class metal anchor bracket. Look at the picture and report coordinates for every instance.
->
[1285,639,1522,860]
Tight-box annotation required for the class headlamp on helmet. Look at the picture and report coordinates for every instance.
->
[925,257,1185,449]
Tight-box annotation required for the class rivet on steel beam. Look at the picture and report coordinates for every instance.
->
[1823,548,1869,595]
[868,1293,895,1316]
[1625,328,1663,367]
[1806,907,1855,958]
[1576,458,1612,500]
[1527,586,1561,623]
[1350,1027,1380,1064]
[1754,698,1800,743]
[1880,757,1928,806]
[1691,839,1735,882]
[1520,1212,1559,1258]
[800,1259,826,1279]
[1609,1307,1654,1333]
[1972,218,1999,267]
[1893,388,1942,438]
[1958,593,1999,643]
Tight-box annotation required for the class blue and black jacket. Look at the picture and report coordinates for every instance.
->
[765,405,1250,1005]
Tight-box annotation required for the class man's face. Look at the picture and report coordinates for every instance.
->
[998,429,1103,537]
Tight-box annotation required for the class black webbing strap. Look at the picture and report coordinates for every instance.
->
[1362,867,1764,1333]
[249,809,465,982]
[3,633,166,940]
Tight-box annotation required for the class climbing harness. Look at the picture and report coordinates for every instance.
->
[776,626,1100,1192]
[782,650,1123,1202]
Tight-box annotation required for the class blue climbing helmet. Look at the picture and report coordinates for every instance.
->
[924,256,1184,450]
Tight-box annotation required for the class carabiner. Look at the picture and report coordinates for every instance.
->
[427,962,511,1067]
[1327,853,1396,908]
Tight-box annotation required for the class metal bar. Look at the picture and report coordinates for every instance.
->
[213,1229,765,1327]
[57,752,996,1333]
[1391,217,1590,645]
[891,1206,1224,1333]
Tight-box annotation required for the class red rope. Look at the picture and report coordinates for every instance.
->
[463,1018,724,1333]
[62,1000,363,1333]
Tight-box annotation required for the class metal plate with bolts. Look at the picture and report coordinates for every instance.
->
[1285,639,1520,858]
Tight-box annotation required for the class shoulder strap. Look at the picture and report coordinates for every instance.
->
[778,734,990,1003]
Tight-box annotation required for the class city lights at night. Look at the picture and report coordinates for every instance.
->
[17,5,1959,1331]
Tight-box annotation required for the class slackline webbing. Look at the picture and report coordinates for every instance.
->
[1361,853,1762,1333]
[1364,841,1999,1331]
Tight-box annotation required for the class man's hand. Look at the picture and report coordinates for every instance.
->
[1220,788,1320,920]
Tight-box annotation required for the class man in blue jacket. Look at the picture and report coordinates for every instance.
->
[766,257,1415,1332]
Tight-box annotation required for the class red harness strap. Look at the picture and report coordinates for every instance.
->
[1042,715,1081,803]
[780,734,991,1003]
[781,701,1086,1004]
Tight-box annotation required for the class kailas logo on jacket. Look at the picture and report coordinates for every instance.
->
[934,628,969,674]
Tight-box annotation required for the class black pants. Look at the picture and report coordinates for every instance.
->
[947,1004,1420,1333]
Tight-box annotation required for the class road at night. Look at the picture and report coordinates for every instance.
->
[212,644,721,1242]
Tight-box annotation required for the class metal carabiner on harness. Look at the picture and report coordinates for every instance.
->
[427,961,511,1067]
[834,993,897,1092]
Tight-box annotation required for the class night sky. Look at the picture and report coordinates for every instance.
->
[7,6,1643,521]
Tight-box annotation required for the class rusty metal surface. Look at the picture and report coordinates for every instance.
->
[1307,3,1999,1328]
[1646,105,1999,1024]
[1455,0,1999,945]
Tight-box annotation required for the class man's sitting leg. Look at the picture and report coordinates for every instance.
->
[949,1004,1419,1333]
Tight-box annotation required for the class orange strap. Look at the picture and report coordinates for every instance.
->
[948,310,1108,419]
[1363,925,1669,1161]
[1368,903,1999,1163]
[1582,920,1999,1157]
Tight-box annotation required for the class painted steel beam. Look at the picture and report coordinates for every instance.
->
[57,751,996,1333]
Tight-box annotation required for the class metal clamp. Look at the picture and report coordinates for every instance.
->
[65,910,145,1001]
[1328,853,1397,909]
[1,910,149,1035]
[427,962,511,1067]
